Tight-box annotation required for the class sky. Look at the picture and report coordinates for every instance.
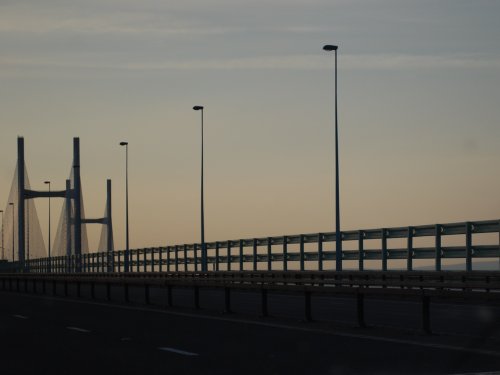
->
[1,0,499,253]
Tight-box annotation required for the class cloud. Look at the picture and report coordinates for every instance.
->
[2,53,500,73]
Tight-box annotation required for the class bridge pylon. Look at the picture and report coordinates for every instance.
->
[13,137,113,271]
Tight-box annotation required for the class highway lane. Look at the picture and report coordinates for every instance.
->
[0,291,499,374]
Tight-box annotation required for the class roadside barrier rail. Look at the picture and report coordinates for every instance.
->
[2,219,499,274]
[1,271,499,334]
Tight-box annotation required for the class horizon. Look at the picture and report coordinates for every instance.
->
[1,0,499,253]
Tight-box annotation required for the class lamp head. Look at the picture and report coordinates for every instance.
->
[9,203,13,206]
[323,45,338,51]
[119,142,128,146]
[193,106,204,111]
[44,181,50,184]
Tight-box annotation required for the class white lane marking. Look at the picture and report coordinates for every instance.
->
[451,372,500,375]
[66,326,90,333]
[8,292,500,358]
[12,314,28,319]
[158,347,199,356]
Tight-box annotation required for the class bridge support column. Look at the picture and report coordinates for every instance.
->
[17,137,26,268]
[65,179,72,271]
[106,179,113,272]
[73,138,82,272]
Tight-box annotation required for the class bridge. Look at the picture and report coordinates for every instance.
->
[1,137,499,374]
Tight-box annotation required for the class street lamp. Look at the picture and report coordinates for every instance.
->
[44,181,51,272]
[119,141,130,272]
[323,44,342,271]
[193,105,207,272]
[9,202,14,262]
[0,210,3,260]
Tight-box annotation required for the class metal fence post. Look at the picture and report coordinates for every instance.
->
[224,287,231,313]
[253,239,258,271]
[267,237,272,271]
[194,286,200,309]
[261,289,268,317]
[216,242,220,271]
[159,247,163,272]
[239,240,244,271]
[167,246,171,272]
[466,222,473,272]
[300,235,305,271]
[318,233,323,271]
[283,236,288,271]
[435,224,442,271]
[407,227,414,271]
[194,244,198,272]
[151,248,155,272]
[175,246,179,272]
[381,229,387,271]
[358,230,364,271]
[422,295,431,334]
[304,291,312,321]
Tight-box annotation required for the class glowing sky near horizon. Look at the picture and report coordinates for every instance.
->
[1,0,499,252]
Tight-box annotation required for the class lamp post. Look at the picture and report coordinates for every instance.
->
[193,105,207,272]
[44,181,51,272]
[0,210,3,260]
[9,202,14,262]
[119,141,130,272]
[323,44,342,271]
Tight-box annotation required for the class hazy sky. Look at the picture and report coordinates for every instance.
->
[1,0,499,252]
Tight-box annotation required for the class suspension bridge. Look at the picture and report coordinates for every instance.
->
[0,136,499,374]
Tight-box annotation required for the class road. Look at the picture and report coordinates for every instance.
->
[0,290,499,374]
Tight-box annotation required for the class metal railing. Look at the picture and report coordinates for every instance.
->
[2,219,499,274]
[1,270,499,334]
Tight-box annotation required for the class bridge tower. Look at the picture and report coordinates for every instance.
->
[16,136,112,271]
[17,137,25,264]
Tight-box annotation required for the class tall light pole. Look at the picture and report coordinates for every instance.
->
[0,210,4,260]
[119,141,130,272]
[9,202,14,262]
[44,181,51,272]
[323,44,342,271]
[193,105,207,272]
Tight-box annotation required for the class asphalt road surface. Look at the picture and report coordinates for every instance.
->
[0,289,499,374]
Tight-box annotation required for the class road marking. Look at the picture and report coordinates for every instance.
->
[451,372,500,375]
[66,326,90,333]
[12,314,28,319]
[158,347,199,356]
[6,291,500,358]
